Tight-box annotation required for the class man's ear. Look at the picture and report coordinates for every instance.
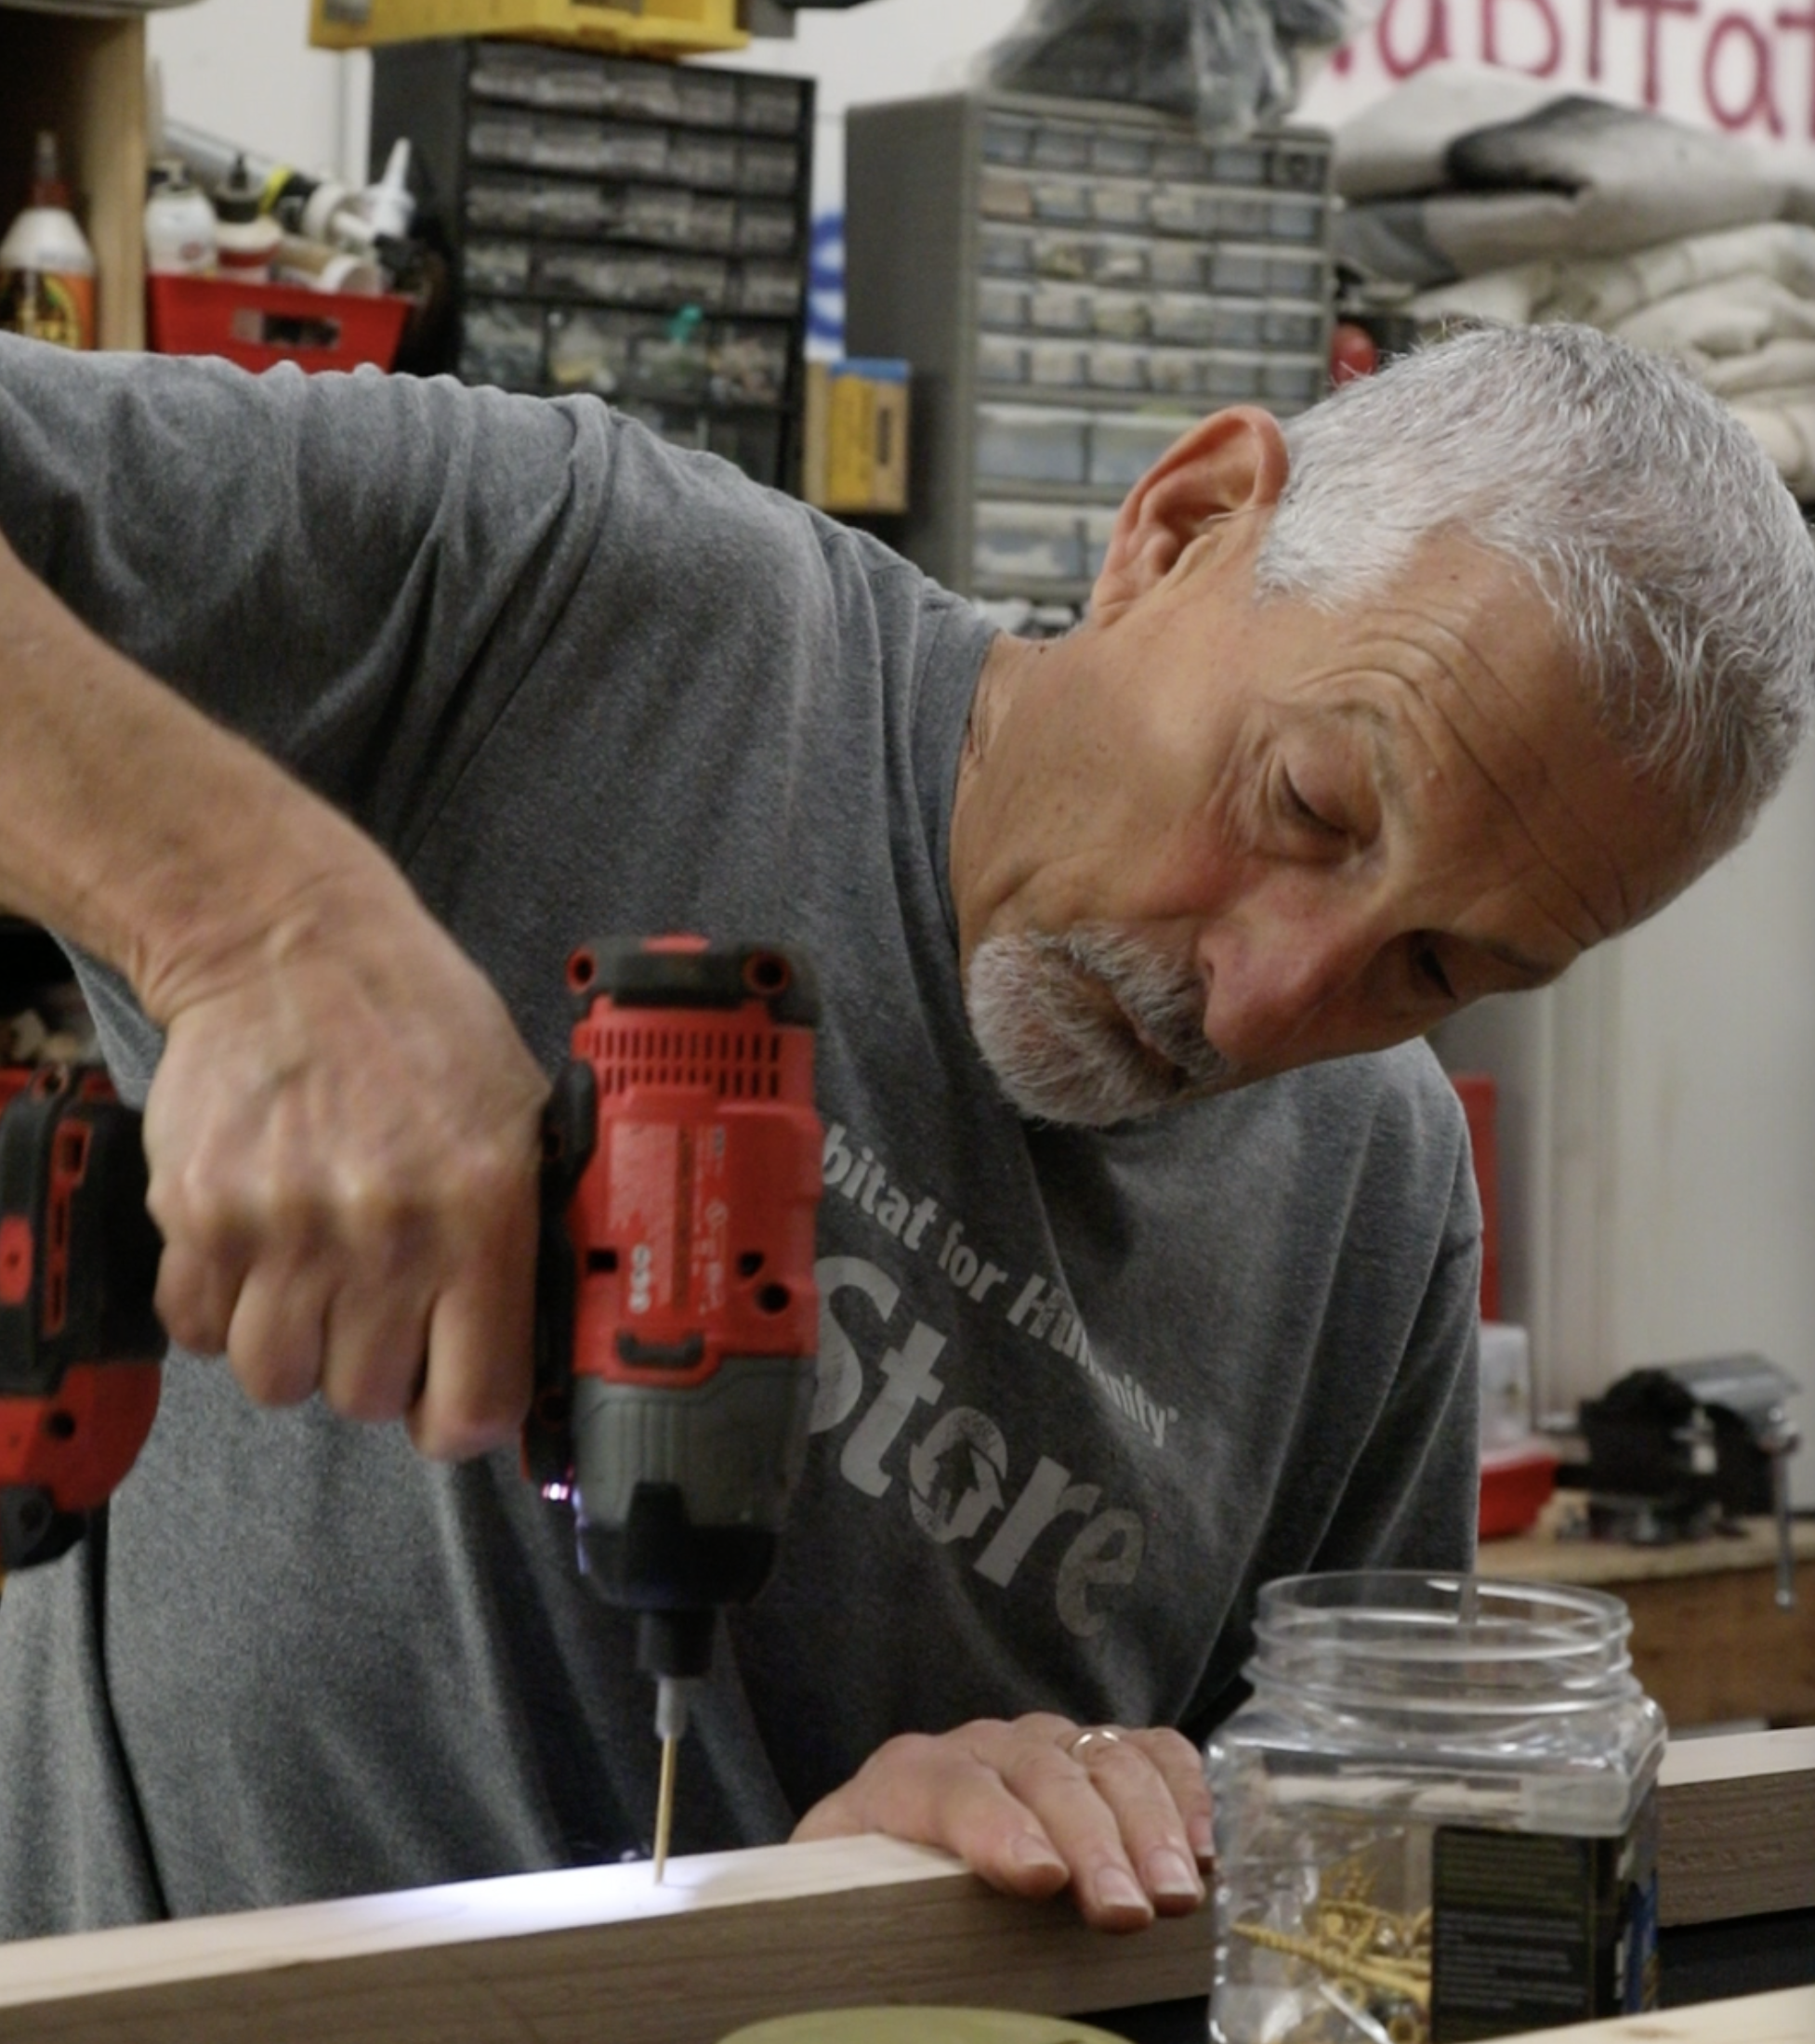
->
[1090,407,1289,622]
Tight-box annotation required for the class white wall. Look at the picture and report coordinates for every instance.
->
[148,0,370,185]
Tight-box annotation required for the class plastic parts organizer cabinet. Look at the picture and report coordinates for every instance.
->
[846,94,1334,609]
[370,40,812,491]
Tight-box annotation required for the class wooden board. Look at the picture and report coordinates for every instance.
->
[0,1836,1216,2044]
[1658,1726,1815,1924]
[0,1731,1805,2043]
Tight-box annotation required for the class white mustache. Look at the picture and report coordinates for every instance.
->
[965,926,1230,1126]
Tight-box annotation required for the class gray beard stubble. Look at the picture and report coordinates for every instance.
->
[964,926,1230,1127]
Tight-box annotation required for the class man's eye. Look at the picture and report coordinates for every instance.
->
[1414,937,1455,1002]
[1282,774,1344,838]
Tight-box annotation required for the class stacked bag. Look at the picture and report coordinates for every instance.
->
[1335,64,1815,500]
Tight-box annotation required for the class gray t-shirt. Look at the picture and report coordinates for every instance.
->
[0,336,1480,1935]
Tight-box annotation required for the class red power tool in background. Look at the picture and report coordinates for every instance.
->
[0,938,823,1863]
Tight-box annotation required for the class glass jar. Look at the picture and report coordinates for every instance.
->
[1206,1573,1666,2044]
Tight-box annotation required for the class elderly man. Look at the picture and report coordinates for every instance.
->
[0,321,1807,1940]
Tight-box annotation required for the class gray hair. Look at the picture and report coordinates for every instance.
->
[1252,323,1815,852]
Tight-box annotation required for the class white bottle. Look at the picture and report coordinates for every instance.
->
[212,155,280,284]
[144,161,217,277]
[0,132,96,348]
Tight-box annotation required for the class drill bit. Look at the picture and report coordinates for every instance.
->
[652,1674,689,1883]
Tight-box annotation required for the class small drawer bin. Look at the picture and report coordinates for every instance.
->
[1203,352,1268,401]
[1029,283,1093,333]
[1211,301,1265,348]
[1271,139,1329,190]
[1148,349,1202,397]
[973,501,1085,583]
[1261,356,1327,408]
[980,170,1035,220]
[1268,196,1322,242]
[1149,185,1201,235]
[1088,343,1147,392]
[977,279,1030,329]
[1210,141,1269,182]
[710,322,791,404]
[1031,123,1092,170]
[1217,192,1269,237]
[1092,129,1152,176]
[1089,410,1189,488]
[1032,178,1091,221]
[1148,241,1203,290]
[667,131,739,186]
[1029,340,1088,387]
[459,298,545,387]
[976,403,1090,485]
[546,304,643,393]
[1151,293,1217,346]
[1090,291,1148,340]
[734,260,804,317]
[980,225,1034,276]
[977,334,1028,384]
[465,239,534,293]
[1268,252,1327,299]
[1152,138,1211,179]
[738,140,800,195]
[1032,231,1092,281]
[740,77,805,134]
[1090,238,1149,288]
[735,202,798,256]
[983,113,1035,164]
[1090,181,1149,229]
[1209,246,1269,297]
[1263,305,1324,349]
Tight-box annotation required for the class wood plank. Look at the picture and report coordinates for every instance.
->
[0,1732,1805,2042]
[1493,1986,1815,2044]
[0,1836,1216,2044]
[1658,1727,1815,1925]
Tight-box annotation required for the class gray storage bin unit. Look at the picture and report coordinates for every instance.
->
[371,40,813,491]
[846,91,1333,606]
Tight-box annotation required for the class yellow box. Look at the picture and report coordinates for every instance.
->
[309,0,746,58]
[804,360,910,516]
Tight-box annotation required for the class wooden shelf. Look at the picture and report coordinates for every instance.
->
[0,4,147,352]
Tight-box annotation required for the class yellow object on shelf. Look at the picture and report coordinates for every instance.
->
[309,0,746,57]
[804,359,910,516]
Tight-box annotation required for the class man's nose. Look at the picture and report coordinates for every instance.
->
[1198,916,1379,1068]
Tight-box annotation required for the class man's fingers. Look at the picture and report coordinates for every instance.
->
[792,1731,1072,1899]
[1136,1725,1217,1866]
[151,1233,248,1359]
[224,1258,333,1409]
[790,1717,1211,1934]
[1007,1733,1203,1926]
[409,1250,536,1461]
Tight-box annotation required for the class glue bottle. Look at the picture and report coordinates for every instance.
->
[0,132,97,349]
[212,155,281,284]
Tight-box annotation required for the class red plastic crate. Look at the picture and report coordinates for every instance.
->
[147,275,410,374]
[1479,1441,1559,1540]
